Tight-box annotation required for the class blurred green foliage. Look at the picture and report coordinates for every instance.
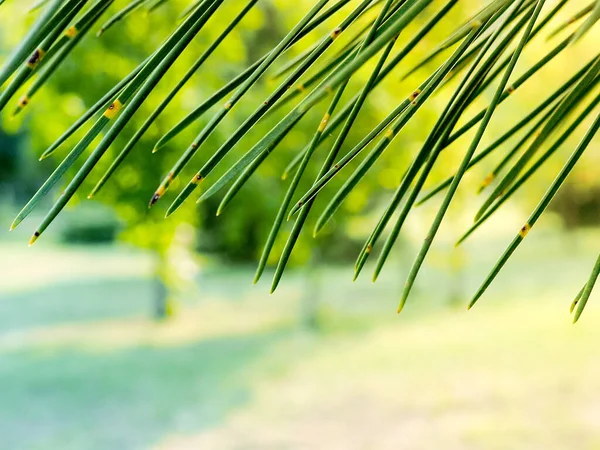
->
[2,0,599,267]
[57,203,122,244]
[1,0,430,265]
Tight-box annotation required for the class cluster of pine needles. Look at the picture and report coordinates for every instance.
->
[3,0,600,322]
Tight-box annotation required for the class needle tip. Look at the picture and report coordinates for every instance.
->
[164,205,176,218]
[29,231,40,247]
[149,193,160,209]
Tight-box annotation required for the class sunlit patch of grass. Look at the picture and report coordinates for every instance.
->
[0,242,152,294]
[163,296,600,450]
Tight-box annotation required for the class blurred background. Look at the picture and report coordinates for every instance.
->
[1,0,600,448]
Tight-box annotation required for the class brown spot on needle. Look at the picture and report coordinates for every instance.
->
[519,223,531,239]
[103,100,123,119]
[26,49,45,69]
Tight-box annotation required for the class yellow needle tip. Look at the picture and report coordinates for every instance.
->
[29,232,40,247]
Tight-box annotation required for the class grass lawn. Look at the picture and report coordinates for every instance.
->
[1,228,600,449]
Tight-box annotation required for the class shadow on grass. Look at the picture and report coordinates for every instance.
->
[0,277,154,332]
[0,326,292,450]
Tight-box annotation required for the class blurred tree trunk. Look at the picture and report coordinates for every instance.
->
[153,250,169,320]
[245,3,285,64]
[152,223,198,320]
[447,190,468,308]
[301,249,322,330]
[448,244,466,308]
